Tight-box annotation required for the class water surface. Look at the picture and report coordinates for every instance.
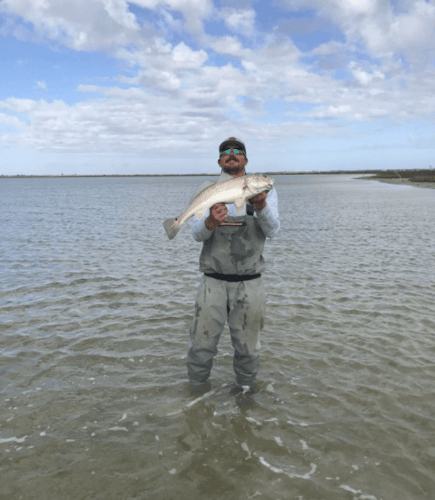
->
[1,175,434,499]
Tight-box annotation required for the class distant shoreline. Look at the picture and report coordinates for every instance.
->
[0,171,367,178]
[1,169,431,179]
[355,169,435,190]
[1,168,434,183]
[360,177,435,190]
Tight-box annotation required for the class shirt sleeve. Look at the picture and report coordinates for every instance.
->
[255,188,280,238]
[191,209,213,242]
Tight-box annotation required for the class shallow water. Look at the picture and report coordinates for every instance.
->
[1,175,434,499]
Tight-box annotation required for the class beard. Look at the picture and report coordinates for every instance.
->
[223,164,243,175]
[219,155,246,177]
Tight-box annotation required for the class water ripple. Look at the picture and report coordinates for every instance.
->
[1,175,435,499]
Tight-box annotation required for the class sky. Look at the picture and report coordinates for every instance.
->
[1,0,435,176]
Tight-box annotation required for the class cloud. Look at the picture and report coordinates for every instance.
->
[2,35,434,158]
[2,0,434,73]
[103,0,139,30]
[210,35,249,57]
[217,7,256,34]
[134,0,214,33]
[0,0,141,50]
[0,97,40,113]
[0,112,22,128]
[119,68,182,92]
[348,61,385,86]
[280,0,435,67]
[2,0,435,168]
[114,39,209,95]
[0,78,338,155]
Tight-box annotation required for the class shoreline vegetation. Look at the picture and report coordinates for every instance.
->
[2,168,435,188]
[356,168,435,189]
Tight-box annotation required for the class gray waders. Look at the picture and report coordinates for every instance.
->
[187,206,266,387]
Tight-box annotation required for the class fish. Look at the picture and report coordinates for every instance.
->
[163,174,274,240]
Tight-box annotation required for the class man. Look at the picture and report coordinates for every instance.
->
[186,137,280,395]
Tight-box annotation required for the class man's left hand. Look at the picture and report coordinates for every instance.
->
[249,191,268,211]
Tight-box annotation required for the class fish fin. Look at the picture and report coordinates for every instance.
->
[194,207,208,220]
[218,171,233,182]
[163,218,182,240]
[235,196,245,214]
[189,181,216,205]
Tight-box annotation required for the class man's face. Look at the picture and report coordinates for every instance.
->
[218,148,248,177]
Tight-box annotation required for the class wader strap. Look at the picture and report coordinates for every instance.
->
[204,273,261,282]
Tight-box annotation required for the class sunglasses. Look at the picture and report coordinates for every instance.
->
[220,148,246,157]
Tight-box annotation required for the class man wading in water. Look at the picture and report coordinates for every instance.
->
[187,137,280,396]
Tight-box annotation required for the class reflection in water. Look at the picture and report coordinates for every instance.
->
[1,175,434,499]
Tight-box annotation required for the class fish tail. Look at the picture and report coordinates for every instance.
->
[163,217,182,240]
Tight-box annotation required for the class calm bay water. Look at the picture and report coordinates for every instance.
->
[1,174,434,500]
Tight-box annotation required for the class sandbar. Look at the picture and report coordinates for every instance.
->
[358,176,435,190]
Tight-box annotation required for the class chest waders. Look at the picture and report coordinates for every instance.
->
[187,205,266,388]
[198,203,267,277]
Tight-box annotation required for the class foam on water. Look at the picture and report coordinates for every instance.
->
[0,436,27,444]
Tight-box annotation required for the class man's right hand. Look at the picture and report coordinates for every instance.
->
[205,203,228,230]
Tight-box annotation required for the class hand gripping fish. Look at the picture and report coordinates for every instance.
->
[163,174,274,240]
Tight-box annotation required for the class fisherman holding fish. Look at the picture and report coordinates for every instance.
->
[163,137,280,396]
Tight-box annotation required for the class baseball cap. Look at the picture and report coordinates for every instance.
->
[219,137,246,155]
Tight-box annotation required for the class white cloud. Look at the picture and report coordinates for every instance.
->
[0,112,22,127]
[2,37,434,157]
[0,77,335,155]
[114,39,208,93]
[211,35,249,57]
[119,68,182,92]
[0,97,40,113]
[0,0,217,58]
[36,80,47,90]
[158,7,184,31]
[217,7,256,34]
[102,0,140,30]
[172,42,208,68]
[2,0,435,170]
[336,0,378,14]
[132,0,214,33]
[348,61,385,85]
[279,0,435,67]
[389,0,435,48]
[0,0,142,50]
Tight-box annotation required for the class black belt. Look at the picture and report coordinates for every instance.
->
[204,273,261,282]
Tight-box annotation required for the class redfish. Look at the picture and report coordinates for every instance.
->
[163,174,274,240]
